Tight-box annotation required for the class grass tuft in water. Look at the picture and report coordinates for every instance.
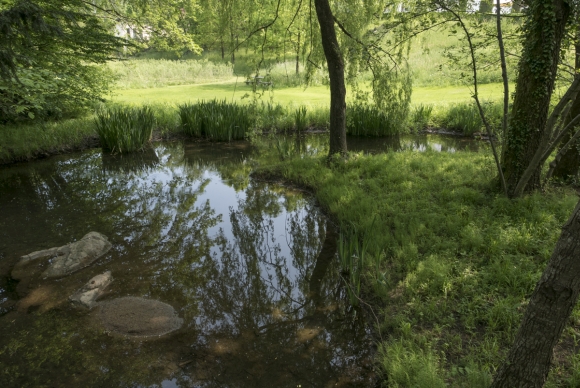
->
[179,100,253,141]
[294,106,307,132]
[411,104,434,131]
[346,103,404,137]
[95,106,155,153]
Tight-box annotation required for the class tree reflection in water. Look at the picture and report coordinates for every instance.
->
[0,141,374,387]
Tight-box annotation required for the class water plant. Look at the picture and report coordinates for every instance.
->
[346,103,403,137]
[179,100,253,141]
[411,103,434,131]
[443,102,483,135]
[338,222,374,307]
[294,106,307,132]
[95,106,155,153]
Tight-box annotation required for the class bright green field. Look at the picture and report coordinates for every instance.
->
[111,80,506,107]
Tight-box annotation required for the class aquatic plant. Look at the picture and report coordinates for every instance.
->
[294,106,307,132]
[346,103,403,137]
[410,104,434,131]
[179,100,253,141]
[95,106,155,153]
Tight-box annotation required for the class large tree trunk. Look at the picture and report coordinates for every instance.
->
[313,0,347,156]
[491,200,580,388]
[552,100,580,182]
[502,0,570,196]
[553,39,580,182]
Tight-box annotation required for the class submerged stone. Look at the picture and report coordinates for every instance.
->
[70,271,113,308]
[12,232,112,279]
[99,297,183,338]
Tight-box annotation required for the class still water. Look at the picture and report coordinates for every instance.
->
[0,134,475,387]
[0,140,376,387]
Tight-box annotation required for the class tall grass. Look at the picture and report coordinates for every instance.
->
[411,104,434,131]
[108,59,233,89]
[294,106,307,131]
[179,100,253,141]
[0,117,96,164]
[95,106,155,153]
[347,104,405,137]
[430,100,504,135]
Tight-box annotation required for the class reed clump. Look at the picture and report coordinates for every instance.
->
[179,100,253,141]
[347,104,403,137]
[95,106,155,153]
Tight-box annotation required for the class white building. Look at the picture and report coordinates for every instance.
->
[115,24,151,41]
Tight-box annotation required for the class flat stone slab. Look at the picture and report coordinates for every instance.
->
[13,232,112,279]
[70,271,113,308]
[99,297,183,338]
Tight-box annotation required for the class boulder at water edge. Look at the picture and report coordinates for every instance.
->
[12,232,112,279]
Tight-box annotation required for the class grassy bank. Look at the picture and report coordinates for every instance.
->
[259,151,579,387]
[0,117,98,164]
[0,95,505,164]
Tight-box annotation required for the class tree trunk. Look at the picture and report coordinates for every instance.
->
[221,40,225,60]
[501,0,570,197]
[491,199,580,388]
[552,127,580,182]
[553,39,580,182]
[296,31,300,75]
[313,0,347,156]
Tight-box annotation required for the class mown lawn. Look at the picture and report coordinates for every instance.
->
[111,80,505,107]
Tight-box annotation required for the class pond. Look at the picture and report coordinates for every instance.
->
[0,134,478,387]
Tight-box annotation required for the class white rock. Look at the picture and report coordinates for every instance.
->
[70,271,113,308]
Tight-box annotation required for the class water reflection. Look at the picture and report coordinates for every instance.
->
[0,141,374,387]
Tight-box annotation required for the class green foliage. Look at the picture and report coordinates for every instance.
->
[411,104,434,131]
[338,223,374,306]
[0,116,96,164]
[263,149,578,386]
[426,100,504,135]
[0,0,125,121]
[95,106,155,153]
[178,100,252,141]
[379,337,447,388]
[347,103,407,137]
[294,106,307,131]
[443,102,483,135]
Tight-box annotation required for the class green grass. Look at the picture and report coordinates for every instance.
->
[179,100,252,141]
[111,80,506,107]
[95,106,155,153]
[0,117,96,164]
[108,59,233,89]
[258,150,579,387]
